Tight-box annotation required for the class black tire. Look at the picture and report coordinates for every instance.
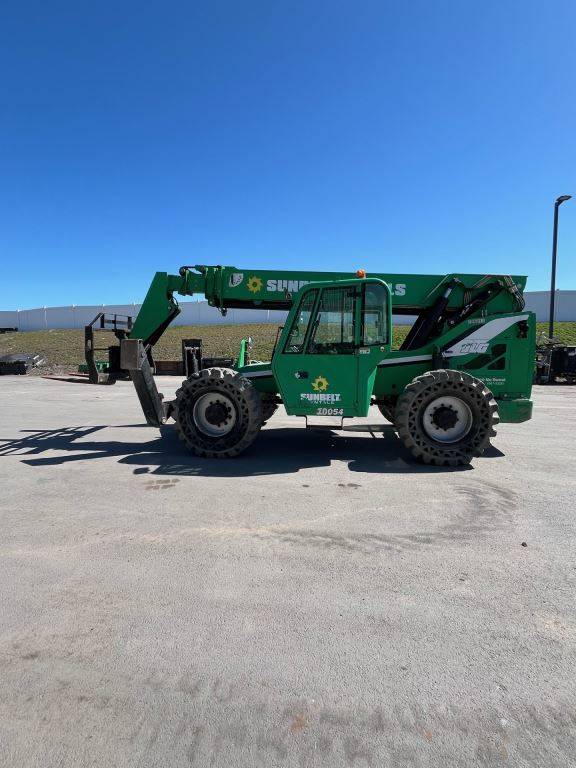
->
[376,402,396,423]
[395,370,499,466]
[261,393,279,423]
[174,367,262,458]
[244,362,278,422]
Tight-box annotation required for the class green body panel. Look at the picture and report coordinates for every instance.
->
[269,278,391,417]
[130,272,186,345]
[128,263,535,425]
[373,312,536,401]
[240,310,536,423]
[497,398,533,423]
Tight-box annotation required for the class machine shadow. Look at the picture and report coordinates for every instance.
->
[0,422,497,476]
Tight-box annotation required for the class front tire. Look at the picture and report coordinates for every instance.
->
[395,370,499,466]
[174,368,262,458]
[260,393,279,423]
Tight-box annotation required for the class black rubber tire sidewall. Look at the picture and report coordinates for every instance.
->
[260,393,278,423]
[395,370,499,466]
[377,403,396,424]
[174,367,262,458]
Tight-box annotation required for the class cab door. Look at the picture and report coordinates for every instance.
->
[272,279,390,418]
[356,281,392,413]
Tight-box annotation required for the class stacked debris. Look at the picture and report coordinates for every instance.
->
[0,353,44,375]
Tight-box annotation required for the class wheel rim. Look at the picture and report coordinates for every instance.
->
[192,392,237,437]
[422,395,473,444]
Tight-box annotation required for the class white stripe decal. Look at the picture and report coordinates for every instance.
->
[241,369,274,378]
[378,354,432,367]
[445,314,528,357]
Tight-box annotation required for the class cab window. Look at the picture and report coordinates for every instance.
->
[284,290,317,353]
[362,283,388,345]
[307,287,356,354]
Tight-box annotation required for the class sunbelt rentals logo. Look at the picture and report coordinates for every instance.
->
[300,375,341,402]
[247,275,263,293]
[228,273,244,288]
[311,375,329,392]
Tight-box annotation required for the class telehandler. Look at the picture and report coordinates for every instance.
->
[118,264,535,466]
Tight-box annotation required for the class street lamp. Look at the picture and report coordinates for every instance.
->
[549,195,572,339]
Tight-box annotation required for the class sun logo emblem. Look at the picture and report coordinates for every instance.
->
[247,276,263,293]
[311,375,329,392]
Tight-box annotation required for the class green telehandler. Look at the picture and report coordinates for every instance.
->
[117,264,535,466]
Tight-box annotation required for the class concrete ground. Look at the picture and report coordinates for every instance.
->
[0,376,575,768]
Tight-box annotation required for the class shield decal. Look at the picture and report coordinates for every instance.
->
[229,273,244,288]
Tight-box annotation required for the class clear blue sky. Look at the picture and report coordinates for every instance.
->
[1,1,574,310]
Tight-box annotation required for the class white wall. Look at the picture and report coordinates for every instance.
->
[0,301,289,331]
[1,291,575,331]
[519,291,576,322]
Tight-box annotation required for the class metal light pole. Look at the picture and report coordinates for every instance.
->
[549,195,572,339]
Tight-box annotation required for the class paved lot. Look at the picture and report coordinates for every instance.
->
[0,376,575,767]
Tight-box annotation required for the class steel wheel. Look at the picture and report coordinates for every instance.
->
[422,395,473,444]
[193,392,237,437]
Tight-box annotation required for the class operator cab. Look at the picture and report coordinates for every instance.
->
[272,278,392,418]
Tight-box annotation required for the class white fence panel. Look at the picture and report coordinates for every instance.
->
[18,308,46,331]
[45,307,77,330]
[524,291,576,322]
[177,303,203,325]
[2,291,575,331]
[0,310,19,329]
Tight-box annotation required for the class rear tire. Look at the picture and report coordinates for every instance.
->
[395,370,499,466]
[376,400,397,423]
[174,368,262,458]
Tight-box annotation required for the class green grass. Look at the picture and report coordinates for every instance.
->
[1,322,575,371]
[536,322,576,345]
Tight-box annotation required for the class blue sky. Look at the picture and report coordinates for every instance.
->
[1,1,574,310]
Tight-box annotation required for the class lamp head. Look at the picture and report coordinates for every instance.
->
[556,195,572,205]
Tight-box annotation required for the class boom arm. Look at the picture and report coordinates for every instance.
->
[129,264,527,350]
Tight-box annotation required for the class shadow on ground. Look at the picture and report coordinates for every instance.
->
[0,422,505,476]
